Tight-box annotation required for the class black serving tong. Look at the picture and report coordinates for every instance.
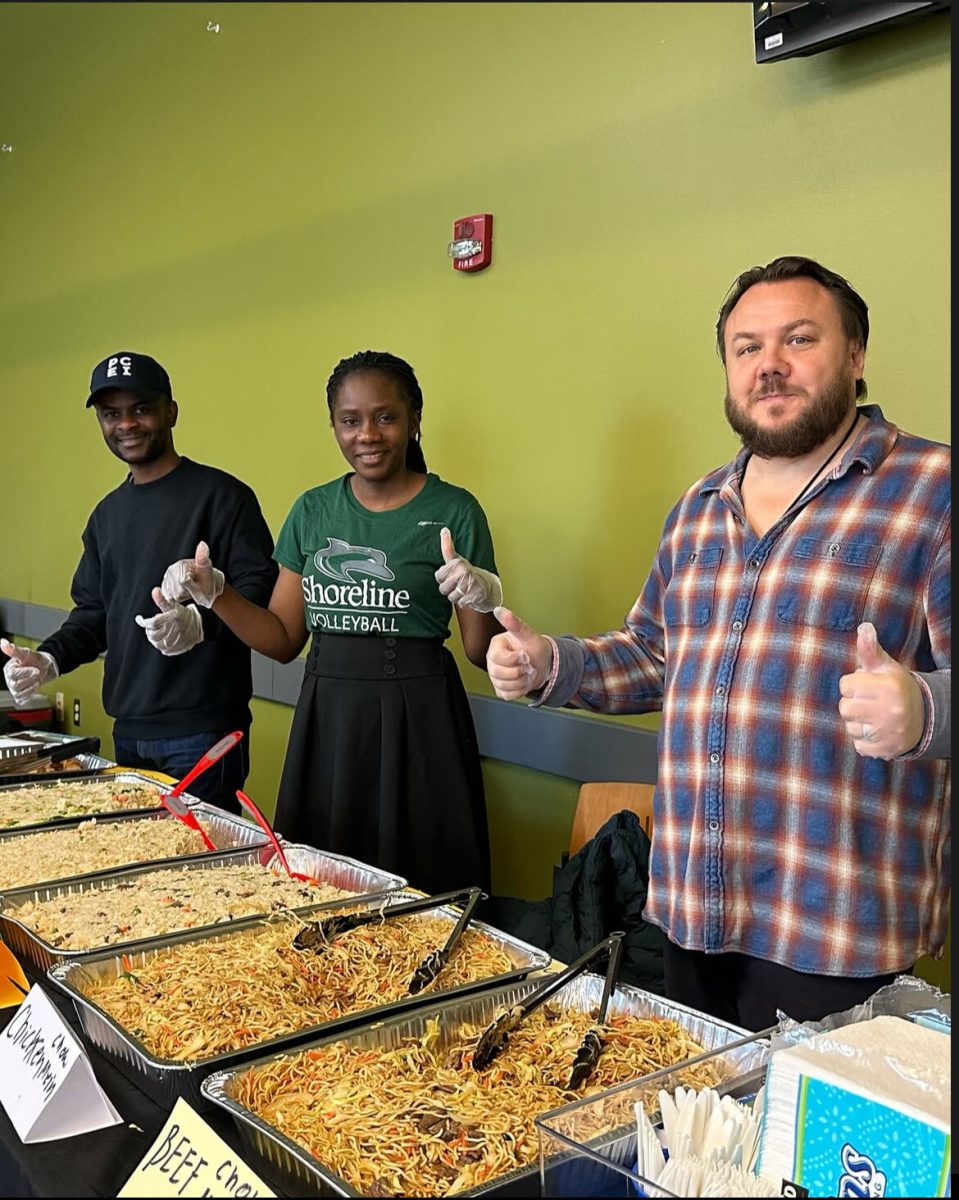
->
[0,747,43,776]
[408,887,485,994]
[472,931,626,1073]
[0,735,102,778]
[566,929,625,1090]
[293,887,483,955]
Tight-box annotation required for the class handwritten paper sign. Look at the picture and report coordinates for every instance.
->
[0,984,122,1142]
[118,1097,276,1198]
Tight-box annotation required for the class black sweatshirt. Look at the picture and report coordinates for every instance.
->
[39,457,278,739]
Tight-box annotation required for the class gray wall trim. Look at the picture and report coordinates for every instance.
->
[1,597,658,784]
[0,599,63,642]
[270,655,306,706]
[469,694,658,783]
[250,647,274,699]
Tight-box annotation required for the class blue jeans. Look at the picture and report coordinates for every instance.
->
[112,730,249,815]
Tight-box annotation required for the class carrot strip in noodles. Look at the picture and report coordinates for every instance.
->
[230,1007,724,1197]
[82,911,515,1062]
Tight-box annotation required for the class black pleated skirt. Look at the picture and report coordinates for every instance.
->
[274,633,491,895]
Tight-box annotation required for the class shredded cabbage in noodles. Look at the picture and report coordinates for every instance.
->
[83,911,516,1062]
[232,1006,723,1196]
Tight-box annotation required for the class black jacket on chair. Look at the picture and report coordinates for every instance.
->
[480,810,667,994]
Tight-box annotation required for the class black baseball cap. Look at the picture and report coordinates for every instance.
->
[86,352,173,407]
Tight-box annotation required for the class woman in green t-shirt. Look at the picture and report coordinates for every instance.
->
[156,350,503,894]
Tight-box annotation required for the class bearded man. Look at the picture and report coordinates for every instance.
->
[486,257,951,1030]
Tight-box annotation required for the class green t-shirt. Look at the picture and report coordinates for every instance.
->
[274,473,498,640]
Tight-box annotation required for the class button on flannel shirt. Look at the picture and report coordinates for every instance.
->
[540,406,951,976]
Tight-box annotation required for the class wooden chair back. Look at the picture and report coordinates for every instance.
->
[569,781,655,857]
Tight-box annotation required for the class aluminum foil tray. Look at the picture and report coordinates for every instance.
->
[0,841,406,971]
[278,843,406,899]
[0,731,110,782]
[63,752,114,770]
[0,800,269,894]
[0,769,187,834]
[46,889,551,1110]
[199,975,767,1197]
[0,752,117,788]
[0,730,102,759]
[534,1025,771,1200]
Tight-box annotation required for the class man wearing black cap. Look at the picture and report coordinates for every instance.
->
[1,351,277,812]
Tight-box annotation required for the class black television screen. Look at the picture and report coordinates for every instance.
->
[754,0,951,63]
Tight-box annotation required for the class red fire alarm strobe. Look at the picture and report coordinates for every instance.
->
[448,214,493,272]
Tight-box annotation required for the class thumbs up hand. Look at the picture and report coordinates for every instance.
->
[159,541,225,609]
[434,527,503,613]
[135,589,205,656]
[486,607,553,700]
[838,622,926,759]
[1,639,58,706]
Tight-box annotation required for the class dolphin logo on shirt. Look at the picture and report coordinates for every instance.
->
[313,538,396,583]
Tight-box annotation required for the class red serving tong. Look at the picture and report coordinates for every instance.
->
[235,789,317,884]
[159,791,217,851]
[157,730,244,852]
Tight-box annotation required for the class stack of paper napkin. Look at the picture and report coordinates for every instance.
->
[756,1014,951,1197]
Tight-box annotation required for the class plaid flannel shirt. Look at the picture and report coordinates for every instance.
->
[539,406,951,976]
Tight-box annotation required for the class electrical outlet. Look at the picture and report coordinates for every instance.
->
[55,692,65,722]
[72,698,81,726]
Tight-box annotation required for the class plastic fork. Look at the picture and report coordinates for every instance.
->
[235,789,316,884]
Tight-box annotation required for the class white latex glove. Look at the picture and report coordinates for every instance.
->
[486,607,553,700]
[159,540,224,609]
[838,622,926,759]
[135,589,204,656]
[1,639,59,707]
[434,527,503,613]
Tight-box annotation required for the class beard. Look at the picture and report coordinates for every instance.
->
[724,367,856,458]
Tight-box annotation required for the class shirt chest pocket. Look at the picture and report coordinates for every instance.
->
[664,545,724,628]
[777,537,882,631]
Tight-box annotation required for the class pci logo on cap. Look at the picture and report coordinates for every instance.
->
[106,355,133,378]
[86,350,173,407]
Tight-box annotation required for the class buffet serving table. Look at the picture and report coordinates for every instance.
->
[0,958,291,1198]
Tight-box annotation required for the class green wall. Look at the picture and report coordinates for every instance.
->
[0,4,949,986]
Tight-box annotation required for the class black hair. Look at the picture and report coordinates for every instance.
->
[326,350,427,473]
[716,256,870,399]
